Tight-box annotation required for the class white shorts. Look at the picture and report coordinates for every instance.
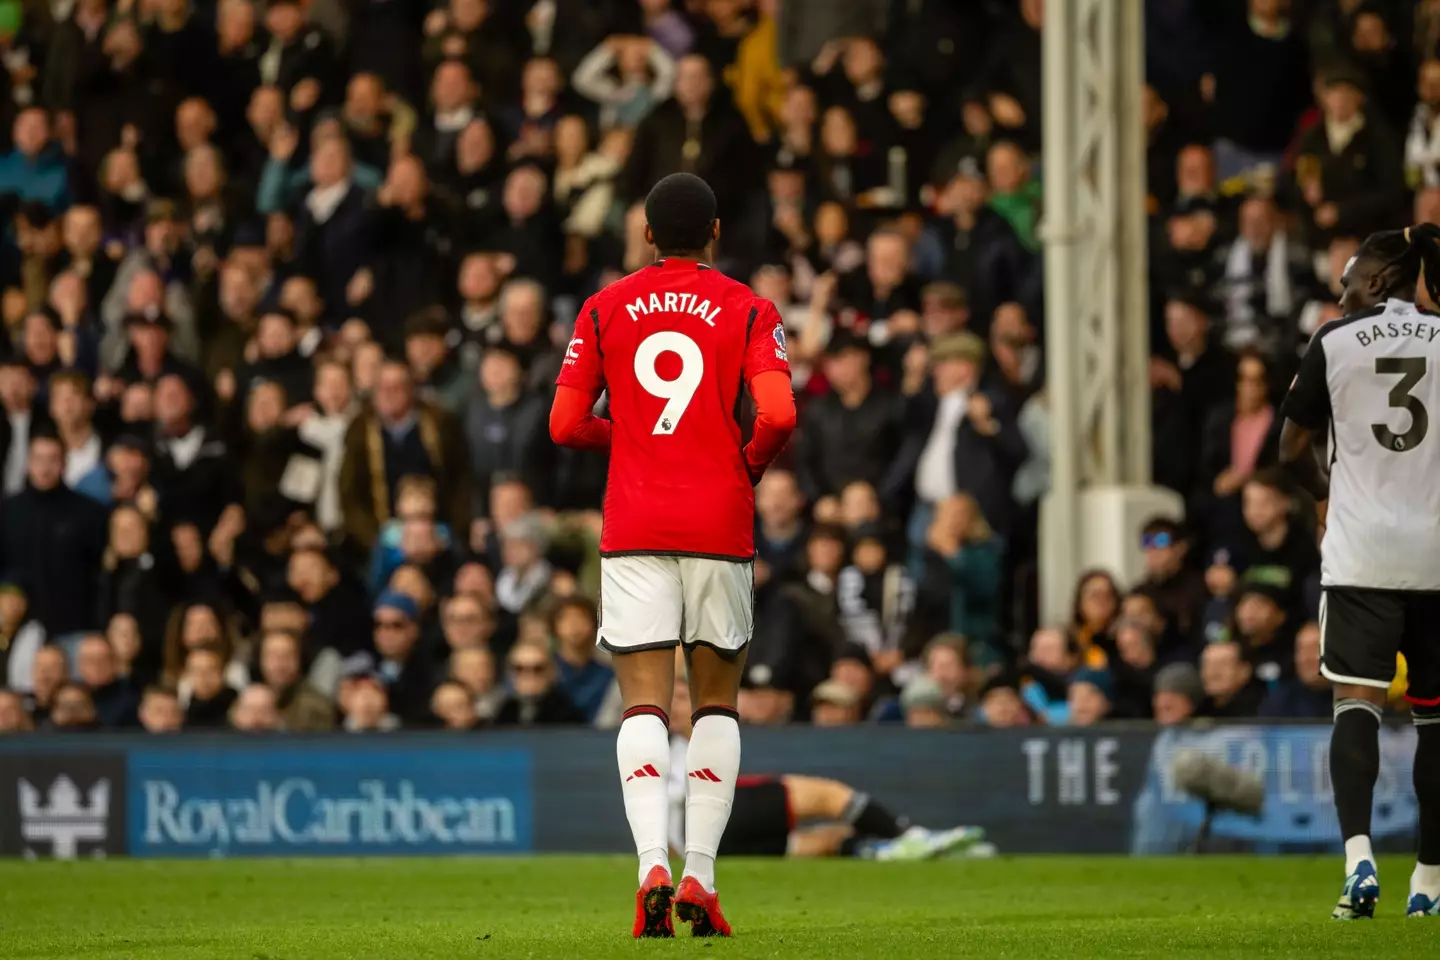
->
[597,555,754,654]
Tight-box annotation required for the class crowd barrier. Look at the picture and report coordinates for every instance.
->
[0,724,1417,859]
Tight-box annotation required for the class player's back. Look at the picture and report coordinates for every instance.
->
[1319,298,1440,589]
[587,259,777,559]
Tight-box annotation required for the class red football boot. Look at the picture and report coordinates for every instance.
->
[632,864,675,938]
[675,876,732,937]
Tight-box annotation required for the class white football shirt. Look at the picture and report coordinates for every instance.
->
[1282,298,1440,590]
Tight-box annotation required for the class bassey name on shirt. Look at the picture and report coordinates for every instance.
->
[624,292,723,327]
[1353,320,1440,348]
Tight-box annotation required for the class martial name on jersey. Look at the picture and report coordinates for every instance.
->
[1283,298,1440,591]
[624,291,724,326]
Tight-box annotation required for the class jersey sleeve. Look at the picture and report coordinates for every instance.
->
[555,300,605,395]
[743,299,793,384]
[1280,336,1332,430]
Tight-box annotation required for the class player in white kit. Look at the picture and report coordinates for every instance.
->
[1278,223,1440,919]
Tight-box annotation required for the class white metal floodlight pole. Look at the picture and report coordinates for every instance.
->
[1040,0,1150,624]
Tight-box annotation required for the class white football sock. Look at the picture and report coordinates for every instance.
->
[684,712,741,893]
[617,711,671,886]
[1412,862,1440,898]
[1345,835,1375,876]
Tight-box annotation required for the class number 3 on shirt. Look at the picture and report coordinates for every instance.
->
[634,331,704,435]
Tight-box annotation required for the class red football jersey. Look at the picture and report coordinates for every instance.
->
[556,259,791,559]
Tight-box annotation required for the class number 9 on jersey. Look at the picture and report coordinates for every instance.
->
[634,331,704,435]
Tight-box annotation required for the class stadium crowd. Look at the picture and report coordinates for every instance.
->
[0,0,1418,736]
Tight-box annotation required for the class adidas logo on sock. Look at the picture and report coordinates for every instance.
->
[688,768,722,782]
[625,764,661,782]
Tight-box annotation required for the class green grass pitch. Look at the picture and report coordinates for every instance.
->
[0,855,1432,958]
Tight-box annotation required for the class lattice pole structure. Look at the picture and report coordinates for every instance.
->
[1039,0,1150,623]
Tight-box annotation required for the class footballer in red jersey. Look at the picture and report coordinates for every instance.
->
[550,173,796,938]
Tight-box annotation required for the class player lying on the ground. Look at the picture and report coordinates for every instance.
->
[1278,222,1440,920]
[667,666,986,861]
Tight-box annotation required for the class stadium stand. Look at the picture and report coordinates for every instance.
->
[0,0,1416,738]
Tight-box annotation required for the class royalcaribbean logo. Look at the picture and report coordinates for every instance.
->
[141,778,517,849]
[127,746,534,857]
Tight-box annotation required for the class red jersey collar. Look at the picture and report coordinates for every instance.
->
[652,258,711,270]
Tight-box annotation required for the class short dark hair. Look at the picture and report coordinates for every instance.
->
[404,306,450,340]
[644,173,717,253]
[1246,467,1291,497]
[258,308,298,329]
[548,595,598,635]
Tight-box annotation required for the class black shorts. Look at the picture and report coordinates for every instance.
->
[1321,587,1440,706]
[716,776,792,857]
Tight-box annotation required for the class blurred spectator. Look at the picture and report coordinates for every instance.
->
[1213,194,1313,355]
[917,635,969,720]
[363,590,432,725]
[794,332,904,509]
[1293,68,1404,244]
[450,645,504,722]
[1198,348,1279,541]
[496,514,552,615]
[258,630,334,732]
[139,685,184,734]
[1200,641,1264,718]
[900,332,1024,543]
[287,546,371,661]
[574,36,676,131]
[1212,469,1319,615]
[985,302,1041,409]
[1226,580,1293,683]
[836,524,913,686]
[494,642,586,726]
[432,680,481,730]
[0,689,32,733]
[0,433,108,637]
[298,359,358,534]
[340,360,470,549]
[440,591,498,656]
[75,634,138,729]
[754,468,808,581]
[1204,0,1312,179]
[1152,662,1204,726]
[975,674,1032,728]
[899,677,949,728]
[0,108,70,211]
[26,644,69,725]
[231,684,284,732]
[1405,58,1440,187]
[550,597,620,726]
[1021,626,1074,726]
[339,672,400,732]
[624,53,757,228]
[49,682,99,731]
[0,583,43,692]
[1070,570,1120,667]
[1260,621,1331,719]
[1067,668,1113,727]
[464,345,549,509]
[810,678,862,727]
[1109,618,1158,720]
[1151,292,1236,496]
[1136,517,1208,649]
[183,645,238,729]
[911,494,1004,667]
[918,159,1035,332]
